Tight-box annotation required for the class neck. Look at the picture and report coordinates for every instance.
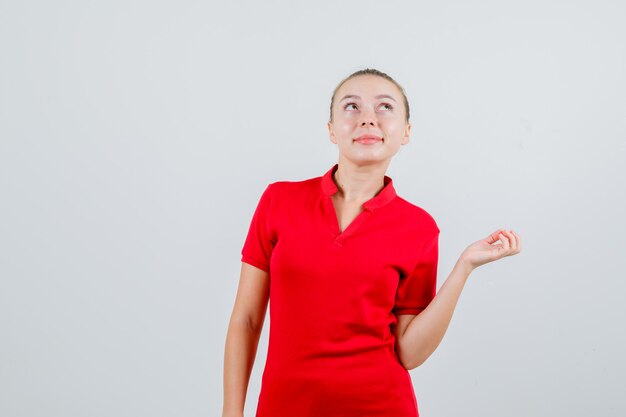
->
[332,159,389,202]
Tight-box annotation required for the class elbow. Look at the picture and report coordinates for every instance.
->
[413,356,428,370]
[397,341,427,371]
[399,349,430,370]
[397,352,424,371]
[397,336,433,370]
[402,357,425,371]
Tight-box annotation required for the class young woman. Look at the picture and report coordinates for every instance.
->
[223,68,521,417]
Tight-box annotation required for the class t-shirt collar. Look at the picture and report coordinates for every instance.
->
[321,163,397,211]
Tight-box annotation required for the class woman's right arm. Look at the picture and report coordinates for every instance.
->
[222,262,271,417]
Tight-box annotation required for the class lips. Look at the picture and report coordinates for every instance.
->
[354,134,383,144]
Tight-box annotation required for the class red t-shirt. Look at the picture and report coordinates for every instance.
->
[241,163,440,417]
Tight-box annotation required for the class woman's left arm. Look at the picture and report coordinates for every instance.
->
[396,229,521,370]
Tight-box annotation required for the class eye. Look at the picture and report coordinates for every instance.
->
[343,102,394,111]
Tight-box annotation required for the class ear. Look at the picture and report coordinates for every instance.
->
[328,121,338,144]
[401,122,411,145]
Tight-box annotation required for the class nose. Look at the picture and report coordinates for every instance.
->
[359,106,377,126]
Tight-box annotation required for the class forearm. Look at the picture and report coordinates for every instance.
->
[399,258,473,369]
[223,318,262,417]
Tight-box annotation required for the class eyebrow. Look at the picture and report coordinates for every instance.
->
[338,94,397,102]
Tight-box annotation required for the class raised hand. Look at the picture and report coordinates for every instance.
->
[459,229,521,270]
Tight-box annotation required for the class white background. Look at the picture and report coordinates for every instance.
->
[1,1,625,416]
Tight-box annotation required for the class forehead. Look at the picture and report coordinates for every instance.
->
[336,75,401,101]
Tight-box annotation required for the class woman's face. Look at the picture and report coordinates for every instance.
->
[328,75,410,166]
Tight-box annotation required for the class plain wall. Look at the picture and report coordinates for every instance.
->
[1,0,625,416]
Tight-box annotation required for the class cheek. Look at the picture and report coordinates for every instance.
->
[336,122,355,135]
[381,121,404,135]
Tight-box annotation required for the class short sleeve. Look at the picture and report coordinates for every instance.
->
[393,229,439,315]
[240,183,276,273]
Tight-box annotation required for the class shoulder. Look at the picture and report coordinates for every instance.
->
[392,195,440,235]
[257,175,321,211]
[266,174,321,197]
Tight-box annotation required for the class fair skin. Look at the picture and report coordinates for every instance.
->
[326,75,410,232]
[223,74,522,416]
[326,75,521,369]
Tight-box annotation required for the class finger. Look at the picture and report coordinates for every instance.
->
[504,230,517,252]
[486,229,506,244]
[499,232,510,253]
[511,230,521,252]
[510,230,519,252]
